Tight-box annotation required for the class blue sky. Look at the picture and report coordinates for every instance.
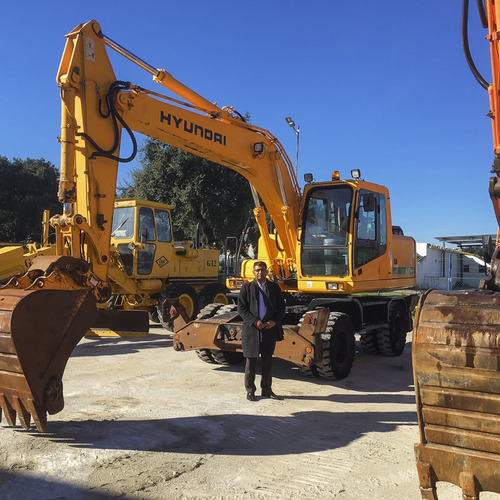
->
[0,1,497,245]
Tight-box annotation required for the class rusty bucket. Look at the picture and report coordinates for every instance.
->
[413,289,500,499]
[0,287,97,431]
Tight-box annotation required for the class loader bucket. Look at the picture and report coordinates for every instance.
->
[0,287,97,432]
[413,289,500,498]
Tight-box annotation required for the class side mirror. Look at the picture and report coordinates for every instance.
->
[361,193,376,212]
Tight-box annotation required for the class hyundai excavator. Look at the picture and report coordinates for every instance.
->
[0,20,416,432]
[412,1,500,498]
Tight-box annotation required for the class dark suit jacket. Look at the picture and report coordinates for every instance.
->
[238,279,285,358]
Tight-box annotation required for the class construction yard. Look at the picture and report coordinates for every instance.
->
[0,326,498,500]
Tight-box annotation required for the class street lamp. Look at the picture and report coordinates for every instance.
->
[285,116,300,178]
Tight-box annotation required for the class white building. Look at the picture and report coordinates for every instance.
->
[416,242,488,290]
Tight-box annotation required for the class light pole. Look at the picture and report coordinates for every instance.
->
[285,116,300,178]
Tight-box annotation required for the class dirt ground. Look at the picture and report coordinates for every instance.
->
[1,326,499,500]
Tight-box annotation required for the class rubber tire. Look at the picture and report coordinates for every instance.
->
[377,302,407,356]
[210,350,244,365]
[360,332,379,354]
[195,303,225,364]
[209,304,243,365]
[197,303,224,320]
[316,312,355,380]
[149,308,161,324]
[198,283,229,309]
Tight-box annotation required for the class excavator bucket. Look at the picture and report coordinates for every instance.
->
[413,289,500,498]
[0,258,99,432]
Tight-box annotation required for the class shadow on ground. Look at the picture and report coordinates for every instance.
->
[14,406,417,456]
[71,332,172,357]
[0,469,128,500]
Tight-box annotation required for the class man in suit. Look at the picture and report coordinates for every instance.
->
[237,261,285,401]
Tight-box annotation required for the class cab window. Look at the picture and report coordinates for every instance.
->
[354,190,387,268]
[139,207,156,242]
[155,209,172,242]
[111,207,134,239]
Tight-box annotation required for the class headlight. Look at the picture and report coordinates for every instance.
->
[327,282,338,290]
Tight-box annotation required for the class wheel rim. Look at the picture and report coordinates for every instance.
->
[178,293,195,318]
[213,292,228,304]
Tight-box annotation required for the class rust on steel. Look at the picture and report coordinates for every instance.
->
[413,289,500,499]
[0,256,99,432]
[173,308,330,367]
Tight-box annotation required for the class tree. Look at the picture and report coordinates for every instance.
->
[119,140,258,249]
[0,157,60,243]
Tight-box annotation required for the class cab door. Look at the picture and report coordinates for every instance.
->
[137,207,174,278]
[353,190,389,282]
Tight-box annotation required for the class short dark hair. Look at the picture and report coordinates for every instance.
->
[253,261,267,270]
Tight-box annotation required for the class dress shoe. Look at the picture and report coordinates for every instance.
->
[246,391,256,401]
[261,391,283,400]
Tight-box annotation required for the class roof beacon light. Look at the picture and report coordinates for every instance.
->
[332,171,341,181]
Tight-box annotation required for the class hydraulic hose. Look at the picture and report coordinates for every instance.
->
[76,81,138,163]
[476,0,488,28]
[462,0,490,90]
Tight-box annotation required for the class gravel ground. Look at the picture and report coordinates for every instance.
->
[0,325,499,499]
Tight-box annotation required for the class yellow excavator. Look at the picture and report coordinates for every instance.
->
[412,1,500,498]
[0,210,56,284]
[0,20,416,432]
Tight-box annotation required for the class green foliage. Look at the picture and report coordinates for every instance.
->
[119,140,257,249]
[0,157,60,243]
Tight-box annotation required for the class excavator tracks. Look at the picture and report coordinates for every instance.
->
[0,286,97,432]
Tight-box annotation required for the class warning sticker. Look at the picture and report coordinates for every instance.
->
[85,38,95,62]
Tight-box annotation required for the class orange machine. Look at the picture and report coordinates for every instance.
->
[0,20,416,431]
[413,1,500,498]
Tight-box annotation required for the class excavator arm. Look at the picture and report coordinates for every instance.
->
[485,1,500,226]
[412,2,500,496]
[59,20,302,275]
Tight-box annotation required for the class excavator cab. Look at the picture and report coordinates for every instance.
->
[298,174,415,294]
[110,199,175,280]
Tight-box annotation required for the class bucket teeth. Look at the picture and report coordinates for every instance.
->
[13,396,31,430]
[0,393,17,427]
[0,271,98,432]
[26,398,47,432]
[0,393,47,432]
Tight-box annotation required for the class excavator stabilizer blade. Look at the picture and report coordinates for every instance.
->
[413,289,500,496]
[0,287,97,431]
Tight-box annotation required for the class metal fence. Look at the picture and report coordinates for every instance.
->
[417,274,486,291]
